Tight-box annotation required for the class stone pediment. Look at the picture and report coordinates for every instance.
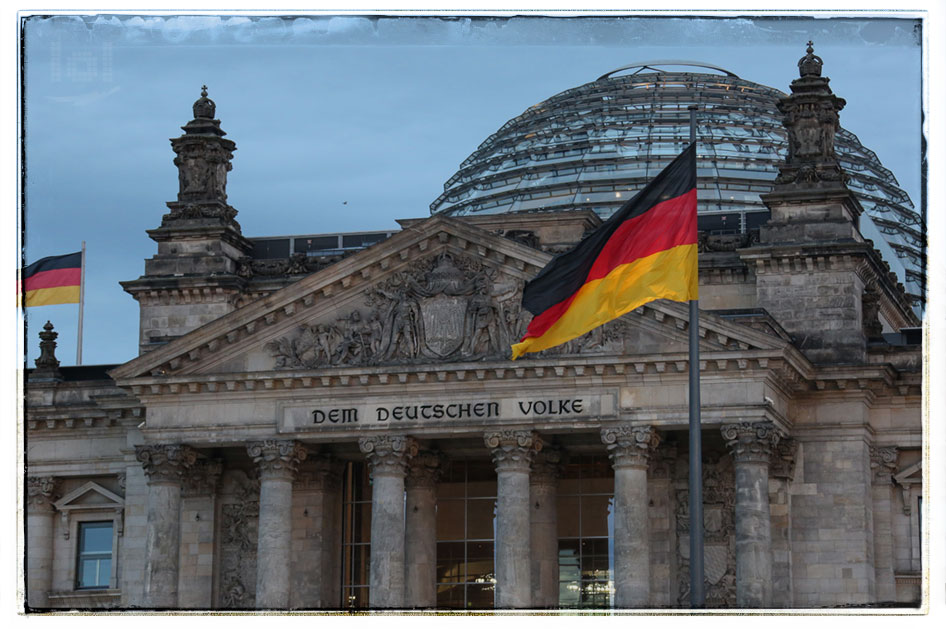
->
[110,215,789,382]
[55,482,124,510]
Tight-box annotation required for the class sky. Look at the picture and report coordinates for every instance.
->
[19,12,927,366]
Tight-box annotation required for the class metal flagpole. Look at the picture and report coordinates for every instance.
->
[76,241,86,365]
[687,105,705,608]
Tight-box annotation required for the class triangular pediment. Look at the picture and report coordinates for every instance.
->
[110,215,789,382]
[54,482,124,512]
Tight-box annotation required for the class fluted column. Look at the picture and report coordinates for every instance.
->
[26,476,60,609]
[247,440,308,609]
[359,435,417,609]
[290,456,342,609]
[405,451,444,608]
[721,422,779,608]
[870,446,898,603]
[136,444,197,608]
[601,425,660,608]
[530,447,562,608]
[485,430,541,609]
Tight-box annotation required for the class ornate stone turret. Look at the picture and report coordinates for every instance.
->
[30,321,63,381]
[163,86,240,228]
[772,42,849,192]
[759,42,863,243]
[121,87,253,354]
[740,44,919,363]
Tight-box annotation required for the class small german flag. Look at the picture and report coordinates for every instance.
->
[511,144,697,360]
[21,252,83,307]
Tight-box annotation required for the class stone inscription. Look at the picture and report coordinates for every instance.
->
[280,394,612,433]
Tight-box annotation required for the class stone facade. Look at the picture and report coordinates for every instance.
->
[23,50,923,612]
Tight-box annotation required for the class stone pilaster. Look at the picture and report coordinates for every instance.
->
[136,444,198,608]
[359,435,418,609]
[247,440,307,609]
[601,425,660,608]
[530,447,562,608]
[26,476,60,608]
[405,451,444,608]
[290,456,342,609]
[870,446,898,603]
[178,458,222,609]
[768,438,797,608]
[485,430,541,609]
[721,422,779,608]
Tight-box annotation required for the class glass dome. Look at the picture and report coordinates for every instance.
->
[429,64,923,307]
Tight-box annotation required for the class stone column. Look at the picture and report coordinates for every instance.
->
[290,456,342,609]
[485,430,541,609]
[247,440,308,610]
[178,459,222,609]
[359,435,417,609]
[530,447,562,608]
[405,451,444,608]
[601,425,660,608]
[721,422,779,608]
[768,439,797,608]
[870,446,898,603]
[136,444,197,608]
[26,476,60,609]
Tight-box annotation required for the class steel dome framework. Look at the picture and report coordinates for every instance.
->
[429,65,924,306]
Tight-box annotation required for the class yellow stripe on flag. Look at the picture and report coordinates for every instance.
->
[511,244,698,359]
[24,285,81,307]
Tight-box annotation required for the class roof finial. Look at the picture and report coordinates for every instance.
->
[798,40,823,78]
[192,85,216,121]
[201,85,208,98]
[31,320,63,381]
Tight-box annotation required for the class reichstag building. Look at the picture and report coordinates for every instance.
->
[25,46,924,610]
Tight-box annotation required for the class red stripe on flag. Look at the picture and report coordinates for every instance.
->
[585,189,697,283]
[521,189,697,341]
[22,267,81,292]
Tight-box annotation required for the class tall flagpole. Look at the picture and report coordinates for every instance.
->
[687,105,705,608]
[76,241,86,365]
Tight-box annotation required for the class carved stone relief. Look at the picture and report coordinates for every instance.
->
[217,469,259,609]
[675,450,736,608]
[265,250,645,368]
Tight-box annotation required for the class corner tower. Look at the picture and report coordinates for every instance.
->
[122,87,253,354]
[740,44,917,363]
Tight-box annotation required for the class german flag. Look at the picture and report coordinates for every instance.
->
[511,144,697,360]
[21,252,82,307]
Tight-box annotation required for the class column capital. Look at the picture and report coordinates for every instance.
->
[182,458,223,497]
[531,446,564,486]
[770,438,799,480]
[601,425,660,469]
[721,422,782,464]
[485,430,541,473]
[869,446,898,485]
[136,444,198,484]
[359,435,417,477]
[406,450,445,490]
[27,476,61,512]
[293,455,343,492]
[247,440,308,481]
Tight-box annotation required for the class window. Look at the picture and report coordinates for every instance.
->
[76,522,113,589]
[436,460,497,609]
[558,455,614,608]
[341,462,372,609]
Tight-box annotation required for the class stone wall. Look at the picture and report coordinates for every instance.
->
[790,438,876,605]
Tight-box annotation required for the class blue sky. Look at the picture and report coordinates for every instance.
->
[20,13,925,366]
